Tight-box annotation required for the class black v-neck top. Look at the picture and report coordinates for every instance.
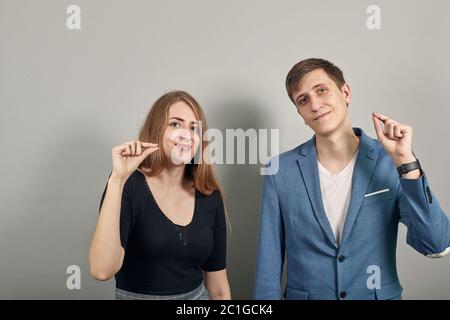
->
[99,170,227,295]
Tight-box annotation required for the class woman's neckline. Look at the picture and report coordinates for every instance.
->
[136,169,197,228]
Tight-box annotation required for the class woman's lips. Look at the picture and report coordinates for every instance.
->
[174,143,192,151]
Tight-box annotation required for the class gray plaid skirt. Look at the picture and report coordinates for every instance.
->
[115,282,210,300]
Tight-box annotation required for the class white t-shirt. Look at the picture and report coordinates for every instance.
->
[318,150,359,245]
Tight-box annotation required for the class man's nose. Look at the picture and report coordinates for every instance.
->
[309,95,322,112]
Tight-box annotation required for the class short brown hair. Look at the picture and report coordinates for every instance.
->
[285,58,346,104]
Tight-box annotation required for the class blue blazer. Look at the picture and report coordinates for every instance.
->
[254,128,450,300]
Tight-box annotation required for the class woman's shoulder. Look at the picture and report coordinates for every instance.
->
[197,189,223,208]
[120,169,145,194]
[131,168,152,182]
[198,188,220,198]
[124,170,139,183]
[136,167,149,175]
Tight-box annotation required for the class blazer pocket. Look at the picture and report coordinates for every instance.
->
[374,280,403,300]
[284,286,309,300]
[363,189,393,206]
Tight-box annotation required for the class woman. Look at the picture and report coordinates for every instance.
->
[88,91,231,300]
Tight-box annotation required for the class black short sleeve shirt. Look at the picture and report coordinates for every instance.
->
[99,170,227,295]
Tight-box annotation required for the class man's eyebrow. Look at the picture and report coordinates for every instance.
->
[295,83,330,102]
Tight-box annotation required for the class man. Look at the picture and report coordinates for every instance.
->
[254,58,450,300]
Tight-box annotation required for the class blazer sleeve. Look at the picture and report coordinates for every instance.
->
[254,164,285,299]
[398,174,450,256]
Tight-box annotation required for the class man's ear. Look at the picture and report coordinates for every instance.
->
[341,83,352,106]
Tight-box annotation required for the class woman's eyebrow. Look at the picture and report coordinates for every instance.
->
[168,117,185,122]
[169,117,200,125]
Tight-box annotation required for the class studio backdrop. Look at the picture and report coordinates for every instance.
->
[1,0,449,299]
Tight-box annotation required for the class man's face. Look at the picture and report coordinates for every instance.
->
[291,69,351,137]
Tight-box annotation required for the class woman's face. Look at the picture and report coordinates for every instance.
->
[162,101,201,166]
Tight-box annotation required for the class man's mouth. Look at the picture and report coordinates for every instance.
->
[314,111,331,121]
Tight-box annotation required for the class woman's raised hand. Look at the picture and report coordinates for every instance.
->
[111,141,158,180]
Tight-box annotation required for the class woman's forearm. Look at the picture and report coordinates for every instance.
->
[88,175,126,280]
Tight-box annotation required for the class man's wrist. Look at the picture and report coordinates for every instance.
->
[393,154,416,167]
[396,157,423,179]
[400,169,421,179]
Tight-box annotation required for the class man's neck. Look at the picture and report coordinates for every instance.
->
[315,126,360,174]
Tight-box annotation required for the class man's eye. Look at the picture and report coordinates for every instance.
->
[298,97,307,106]
[318,88,327,94]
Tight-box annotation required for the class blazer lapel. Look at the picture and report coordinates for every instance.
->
[297,137,338,249]
[340,129,380,246]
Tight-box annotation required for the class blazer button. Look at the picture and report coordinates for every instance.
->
[426,186,432,204]
[338,255,346,263]
[340,291,347,299]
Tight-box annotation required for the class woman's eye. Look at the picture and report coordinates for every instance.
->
[318,88,327,94]
[169,122,180,128]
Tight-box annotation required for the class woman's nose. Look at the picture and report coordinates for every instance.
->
[177,129,191,141]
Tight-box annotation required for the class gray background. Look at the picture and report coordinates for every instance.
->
[1,0,449,299]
